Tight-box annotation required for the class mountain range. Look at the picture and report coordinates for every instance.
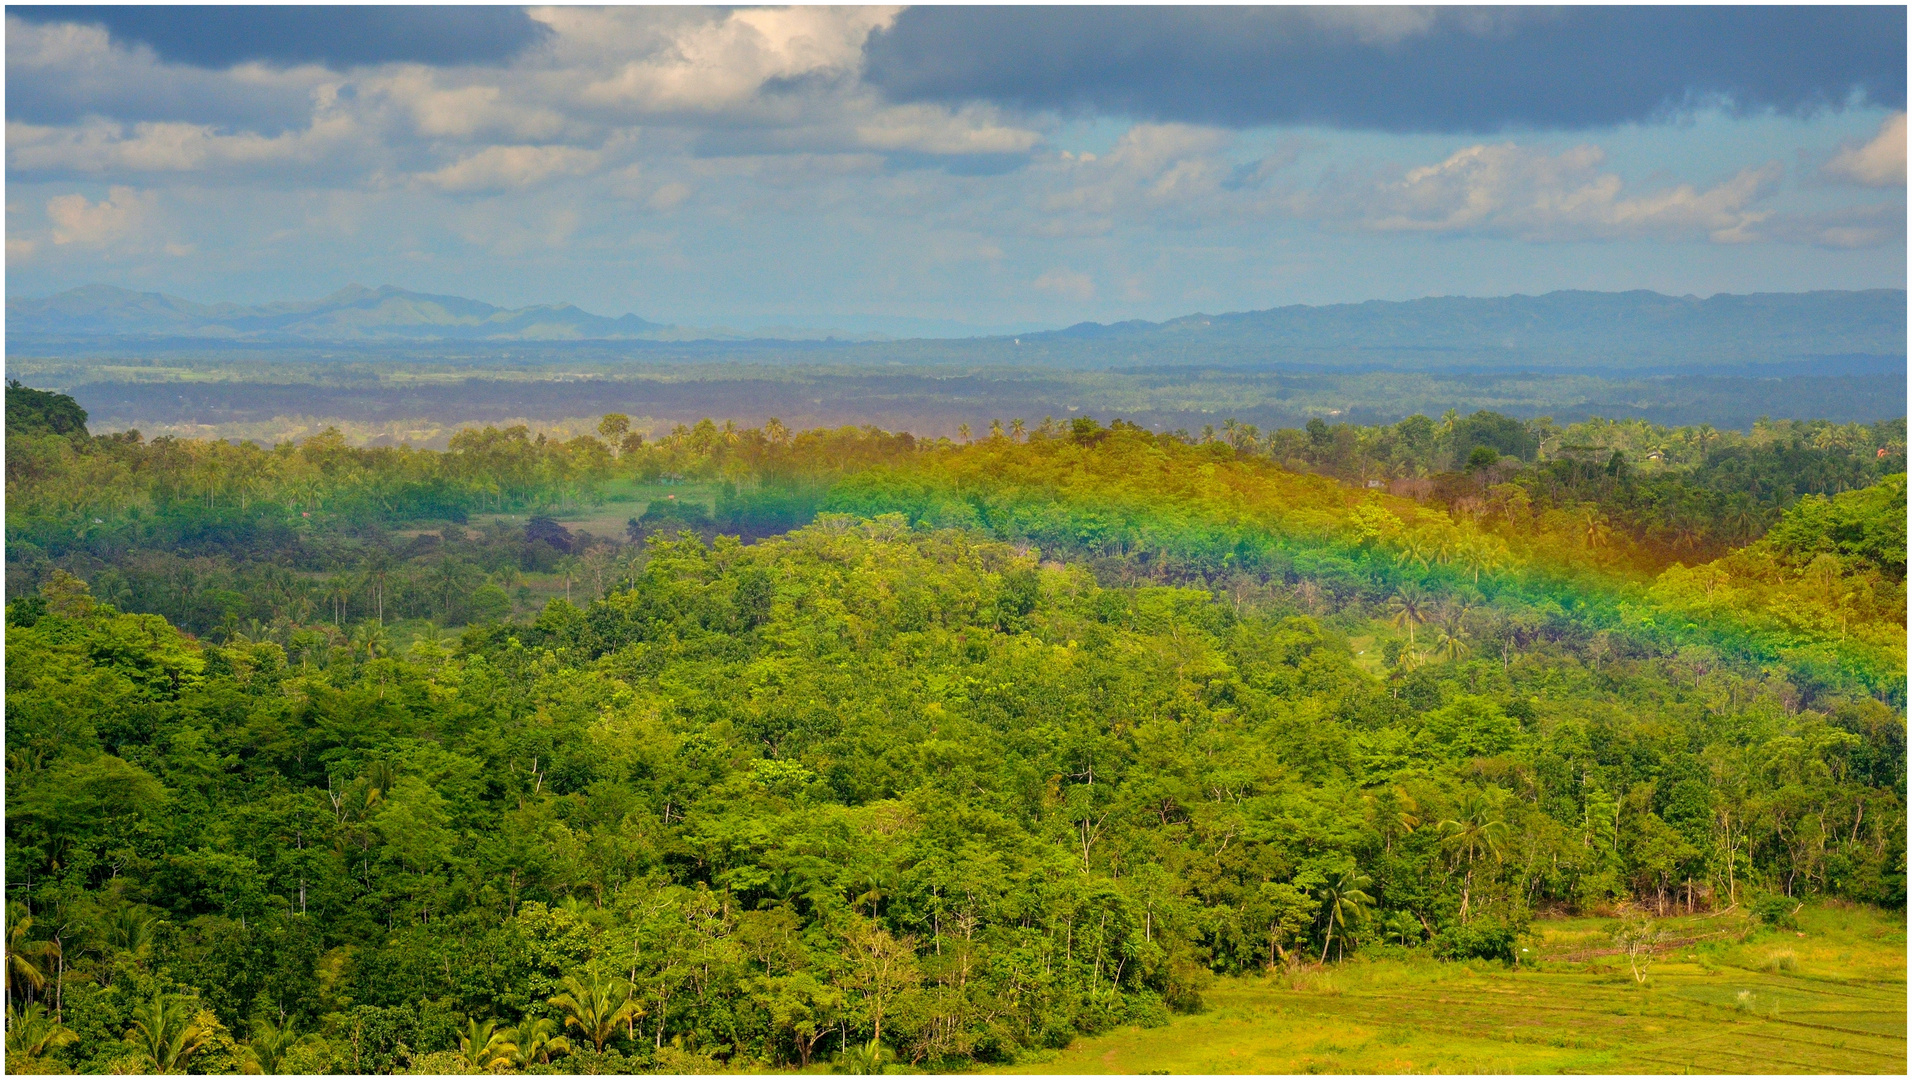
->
[8,283,1905,372]
[6,283,674,343]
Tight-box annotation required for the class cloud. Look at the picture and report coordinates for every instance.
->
[1825,112,1907,187]
[8,115,362,176]
[5,16,325,129]
[3,7,1899,321]
[8,5,549,69]
[45,185,153,245]
[853,103,1037,156]
[1033,268,1096,302]
[1766,201,1906,249]
[647,182,693,212]
[1306,143,1783,243]
[864,7,1905,133]
[418,145,601,193]
[562,6,901,113]
[366,70,571,141]
[1040,125,1234,219]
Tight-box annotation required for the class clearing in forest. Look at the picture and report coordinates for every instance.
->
[995,904,1906,1075]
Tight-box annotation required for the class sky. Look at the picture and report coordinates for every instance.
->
[5,5,1907,336]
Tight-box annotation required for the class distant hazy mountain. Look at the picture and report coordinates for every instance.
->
[9,284,1903,372]
[1026,289,1906,368]
[7,283,671,342]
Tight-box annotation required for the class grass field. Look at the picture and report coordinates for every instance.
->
[994,903,1905,1075]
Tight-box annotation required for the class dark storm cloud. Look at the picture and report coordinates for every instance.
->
[863,6,1908,133]
[7,5,549,70]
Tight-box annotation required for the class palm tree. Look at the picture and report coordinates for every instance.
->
[1382,911,1422,948]
[1316,867,1374,963]
[457,1016,517,1072]
[556,555,581,604]
[956,423,971,445]
[1581,507,1610,549]
[508,1016,572,1067]
[6,1002,77,1061]
[988,419,1005,440]
[1395,535,1431,572]
[362,761,399,809]
[1439,790,1509,924]
[1009,418,1026,442]
[1458,535,1500,585]
[841,1034,890,1074]
[4,903,58,1011]
[243,1015,311,1075]
[349,620,390,663]
[125,991,210,1074]
[549,971,641,1052]
[1433,603,1472,663]
[102,905,157,987]
[1386,585,1430,649]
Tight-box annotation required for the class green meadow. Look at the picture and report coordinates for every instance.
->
[997,904,1906,1075]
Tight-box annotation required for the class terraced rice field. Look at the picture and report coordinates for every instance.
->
[995,903,1905,1074]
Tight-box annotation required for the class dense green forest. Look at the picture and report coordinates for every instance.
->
[5,383,1904,1073]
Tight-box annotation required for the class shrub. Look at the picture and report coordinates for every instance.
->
[1431,917,1520,963]
[1751,894,1800,930]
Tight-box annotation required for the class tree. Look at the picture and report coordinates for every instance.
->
[840,1035,890,1074]
[549,970,640,1053]
[1395,535,1432,572]
[4,904,57,1012]
[1433,603,1472,663]
[1251,881,1319,968]
[508,1016,572,1068]
[1458,534,1501,584]
[457,1016,517,1072]
[1316,867,1374,963]
[124,992,211,1074]
[598,414,632,446]
[242,1015,311,1075]
[1581,507,1611,549]
[349,620,390,663]
[1387,585,1430,649]
[839,920,918,1049]
[6,1002,77,1062]
[1439,790,1509,923]
[1612,917,1665,983]
[756,971,843,1068]
[1382,911,1423,947]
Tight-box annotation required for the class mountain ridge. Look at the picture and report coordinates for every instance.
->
[7,283,670,342]
[9,284,1905,369]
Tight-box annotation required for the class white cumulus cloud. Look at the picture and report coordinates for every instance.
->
[1824,112,1906,187]
[1310,142,1783,243]
[560,5,901,113]
[8,115,361,175]
[418,145,601,193]
[46,185,154,246]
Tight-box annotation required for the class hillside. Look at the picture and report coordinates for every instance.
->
[10,286,1904,374]
[3,386,1904,1076]
[1029,289,1907,371]
[5,283,668,343]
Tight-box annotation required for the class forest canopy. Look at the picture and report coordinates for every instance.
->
[5,384,1904,1074]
